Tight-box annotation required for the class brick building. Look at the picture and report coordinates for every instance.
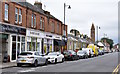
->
[0,1,67,62]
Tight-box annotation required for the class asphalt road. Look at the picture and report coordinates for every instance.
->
[1,52,119,73]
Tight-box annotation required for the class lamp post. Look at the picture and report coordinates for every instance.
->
[64,3,71,36]
[96,26,100,42]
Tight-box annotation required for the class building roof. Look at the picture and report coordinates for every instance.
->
[15,2,62,23]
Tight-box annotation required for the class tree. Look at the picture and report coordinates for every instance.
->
[70,29,80,36]
[101,37,114,49]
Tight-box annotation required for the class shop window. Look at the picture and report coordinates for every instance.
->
[12,36,16,41]
[17,36,20,42]
[21,37,25,52]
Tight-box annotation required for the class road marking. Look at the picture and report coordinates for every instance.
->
[112,64,120,74]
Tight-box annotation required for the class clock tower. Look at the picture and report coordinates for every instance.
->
[91,23,95,42]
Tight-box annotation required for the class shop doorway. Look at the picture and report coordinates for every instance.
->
[11,36,16,61]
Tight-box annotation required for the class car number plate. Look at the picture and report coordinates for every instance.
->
[21,60,26,62]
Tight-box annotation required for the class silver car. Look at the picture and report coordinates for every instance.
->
[17,51,48,67]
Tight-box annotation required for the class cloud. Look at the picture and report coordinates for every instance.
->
[27,0,119,44]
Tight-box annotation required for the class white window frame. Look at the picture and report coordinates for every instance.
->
[31,14,34,27]
[42,18,44,30]
[19,9,22,24]
[34,15,36,28]
[40,17,42,29]
[15,7,18,23]
[4,3,8,21]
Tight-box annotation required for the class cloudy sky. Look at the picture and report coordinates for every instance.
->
[27,0,119,44]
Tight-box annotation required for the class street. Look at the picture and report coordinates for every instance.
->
[1,52,119,73]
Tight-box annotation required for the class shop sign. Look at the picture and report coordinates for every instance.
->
[1,24,26,35]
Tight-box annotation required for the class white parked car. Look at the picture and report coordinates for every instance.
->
[45,52,64,64]
[82,48,94,57]
[17,51,48,67]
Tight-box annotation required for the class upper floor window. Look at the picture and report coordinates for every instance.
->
[31,14,36,28]
[40,17,44,30]
[40,17,42,29]
[15,8,18,23]
[31,14,34,27]
[57,22,59,33]
[19,9,22,24]
[42,18,44,30]
[34,15,36,28]
[63,29,66,36]
[51,22,55,32]
[4,3,8,21]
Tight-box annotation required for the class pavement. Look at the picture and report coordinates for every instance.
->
[0,62,16,69]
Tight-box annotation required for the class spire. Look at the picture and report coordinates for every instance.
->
[91,23,95,30]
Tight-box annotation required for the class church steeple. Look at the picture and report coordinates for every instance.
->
[90,23,95,42]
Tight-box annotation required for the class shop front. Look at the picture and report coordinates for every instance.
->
[26,29,44,53]
[62,36,67,51]
[43,33,54,54]
[53,35,63,52]
[0,24,26,62]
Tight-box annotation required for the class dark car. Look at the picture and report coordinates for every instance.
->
[77,50,88,59]
[63,50,79,61]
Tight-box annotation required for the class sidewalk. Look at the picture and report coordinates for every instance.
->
[0,62,16,69]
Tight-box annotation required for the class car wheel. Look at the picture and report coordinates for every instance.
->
[45,59,48,65]
[17,63,21,67]
[34,60,38,67]
[71,57,74,61]
[62,58,65,62]
[55,59,57,64]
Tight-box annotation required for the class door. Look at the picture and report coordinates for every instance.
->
[11,36,17,61]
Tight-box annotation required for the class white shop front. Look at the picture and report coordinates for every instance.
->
[26,29,44,52]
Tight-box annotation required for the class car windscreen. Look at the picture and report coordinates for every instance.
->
[78,51,84,54]
[48,52,57,55]
[20,52,33,56]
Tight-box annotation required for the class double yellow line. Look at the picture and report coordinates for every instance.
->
[112,64,120,74]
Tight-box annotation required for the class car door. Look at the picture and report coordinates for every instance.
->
[57,53,62,62]
[38,52,46,64]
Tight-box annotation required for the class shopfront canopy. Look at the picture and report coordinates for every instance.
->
[54,39,65,46]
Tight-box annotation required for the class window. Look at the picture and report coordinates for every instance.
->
[15,8,18,23]
[4,3,8,21]
[34,15,36,28]
[57,22,59,33]
[63,30,66,36]
[19,9,22,24]
[51,22,54,32]
[42,18,44,30]
[31,14,34,27]
[40,17,42,29]
[40,17,44,30]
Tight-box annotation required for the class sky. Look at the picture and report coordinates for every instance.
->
[27,0,119,44]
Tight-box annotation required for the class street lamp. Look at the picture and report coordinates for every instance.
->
[96,26,100,42]
[64,3,71,36]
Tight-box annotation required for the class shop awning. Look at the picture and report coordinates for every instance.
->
[54,39,65,46]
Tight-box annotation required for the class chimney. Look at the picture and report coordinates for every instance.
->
[34,1,42,9]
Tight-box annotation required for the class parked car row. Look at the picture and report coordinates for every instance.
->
[16,48,108,67]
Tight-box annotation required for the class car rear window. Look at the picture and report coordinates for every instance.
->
[20,52,33,56]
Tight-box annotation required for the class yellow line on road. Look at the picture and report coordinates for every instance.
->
[112,64,120,74]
